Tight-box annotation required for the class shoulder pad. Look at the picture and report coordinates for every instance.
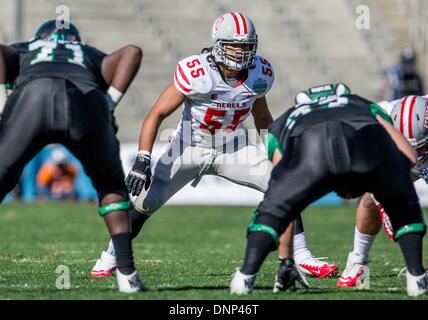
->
[174,54,212,96]
[253,55,275,97]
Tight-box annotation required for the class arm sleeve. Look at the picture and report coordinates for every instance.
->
[370,103,393,124]
[173,57,196,96]
[265,132,282,161]
[265,112,289,161]
[174,61,192,96]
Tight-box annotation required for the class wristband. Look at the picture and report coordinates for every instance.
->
[107,86,123,103]
[0,84,8,114]
[138,150,151,159]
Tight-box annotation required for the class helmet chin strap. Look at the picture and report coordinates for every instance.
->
[218,62,242,78]
[223,60,244,72]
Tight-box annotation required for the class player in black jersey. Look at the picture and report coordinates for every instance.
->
[0,20,145,293]
[230,83,428,297]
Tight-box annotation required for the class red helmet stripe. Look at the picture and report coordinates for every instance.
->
[238,12,248,34]
[400,96,408,135]
[177,64,190,85]
[230,12,241,34]
[408,95,417,139]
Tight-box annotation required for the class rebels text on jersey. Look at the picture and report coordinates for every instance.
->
[173,52,274,146]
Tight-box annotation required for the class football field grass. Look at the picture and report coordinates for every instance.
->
[0,203,427,300]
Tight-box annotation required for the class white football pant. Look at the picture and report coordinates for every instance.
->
[134,137,271,215]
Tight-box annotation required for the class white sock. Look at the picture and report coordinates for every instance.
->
[107,239,116,257]
[353,226,376,262]
[293,232,311,261]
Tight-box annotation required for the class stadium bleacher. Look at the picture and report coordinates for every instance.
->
[0,0,425,141]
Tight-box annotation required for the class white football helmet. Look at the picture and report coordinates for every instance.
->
[391,95,428,148]
[211,12,258,71]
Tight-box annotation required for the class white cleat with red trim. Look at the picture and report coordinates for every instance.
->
[90,251,117,278]
[337,252,370,289]
[295,251,338,278]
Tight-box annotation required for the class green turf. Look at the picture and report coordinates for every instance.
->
[0,203,427,300]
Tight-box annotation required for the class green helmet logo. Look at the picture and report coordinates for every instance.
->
[295,83,351,105]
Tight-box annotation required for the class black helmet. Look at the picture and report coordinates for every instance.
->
[35,19,81,42]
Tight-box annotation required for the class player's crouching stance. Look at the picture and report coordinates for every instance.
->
[230,84,427,297]
[91,12,337,280]
[0,20,145,293]
[338,95,428,296]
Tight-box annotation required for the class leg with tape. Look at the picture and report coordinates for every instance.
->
[375,189,427,297]
[230,210,282,295]
[98,194,146,293]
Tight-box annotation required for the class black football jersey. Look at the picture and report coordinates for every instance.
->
[11,39,108,93]
[266,95,392,160]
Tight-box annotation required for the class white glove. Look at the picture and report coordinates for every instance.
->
[106,86,123,111]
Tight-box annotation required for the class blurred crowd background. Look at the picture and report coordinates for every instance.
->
[1,0,427,202]
[4,144,97,203]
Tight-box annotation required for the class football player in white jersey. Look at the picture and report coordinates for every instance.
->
[337,95,428,296]
[90,12,337,280]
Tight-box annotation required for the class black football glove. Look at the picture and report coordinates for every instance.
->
[125,153,152,197]
[273,258,309,293]
[414,153,428,183]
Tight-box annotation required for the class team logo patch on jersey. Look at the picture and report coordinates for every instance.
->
[253,78,268,94]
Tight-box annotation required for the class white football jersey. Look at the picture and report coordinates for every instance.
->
[173,52,275,146]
